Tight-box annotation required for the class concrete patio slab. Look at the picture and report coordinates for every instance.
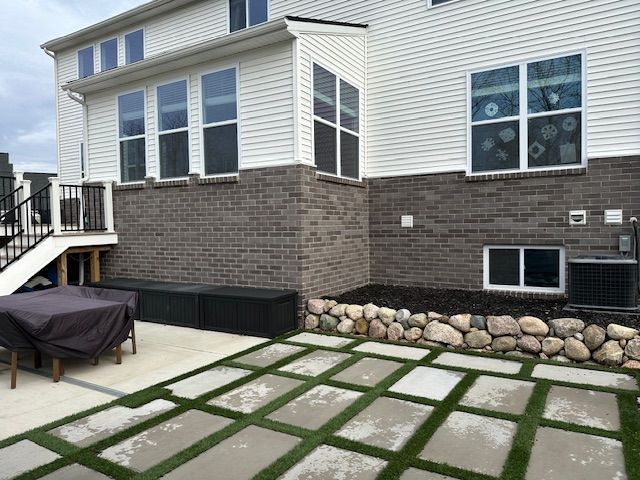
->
[280,444,387,480]
[286,332,355,348]
[165,366,252,399]
[388,366,464,401]
[543,386,620,431]
[233,343,306,368]
[0,440,61,480]
[400,468,456,480]
[99,410,233,472]
[420,411,517,476]
[433,352,522,374]
[531,364,638,390]
[351,342,430,360]
[207,374,304,413]
[335,396,433,451]
[331,357,403,387]
[161,425,300,480]
[49,399,176,447]
[277,350,351,377]
[526,427,627,480]
[266,384,362,430]
[459,375,535,415]
[39,464,112,480]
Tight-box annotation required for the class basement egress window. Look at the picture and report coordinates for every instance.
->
[484,246,565,293]
[313,63,360,180]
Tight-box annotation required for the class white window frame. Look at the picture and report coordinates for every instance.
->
[124,28,146,65]
[77,45,95,79]
[198,64,241,178]
[99,37,118,72]
[116,88,147,185]
[155,77,191,181]
[483,245,566,294]
[227,0,270,33]
[311,61,361,181]
[467,51,587,176]
[428,0,462,7]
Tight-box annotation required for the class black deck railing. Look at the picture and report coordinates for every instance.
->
[60,184,107,232]
[0,185,19,226]
[0,175,14,198]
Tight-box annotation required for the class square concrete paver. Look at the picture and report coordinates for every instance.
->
[388,366,464,401]
[277,350,351,377]
[543,386,620,431]
[234,343,306,367]
[336,397,433,451]
[526,427,627,480]
[165,366,252,399]
[433,352,522,374]
[280,445,387,480]
[0,440,61,480]
[400,468,457,480]
[331,357,403,387]
[532,364,638,391]
[266,384,362,430]
[286,332,354,348]
[162,425,300,480]
[352,342,430,360]
[40,464,111,480]
[49,399,176,447]
[459,376,535,415]
[99,410,233,472]
[208,374,304,413]
[420,411,517,476]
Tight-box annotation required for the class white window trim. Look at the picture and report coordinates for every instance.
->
[198,64,241,178]
[466,50,587,176]
[428,0,463,8]
[311,61,361,181]
[99,37,119,73]
[116,88,147,185]
[155,77,191,181]
[483,245,566,294]
[227,0,270,34]
[124,27,146,65]
[76,44,95,79]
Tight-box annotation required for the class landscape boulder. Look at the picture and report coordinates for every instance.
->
[583,324,606,351]
[337,318,355,334]
[345,304,364,320]
[395,309,411,322]
[593,340,624,366]
[368,319,388,339]
[423,322,464,347]
[320,314,339,331]
[355,318,369,335]
[624,338,640,360]
[404,327,423,342]
[448,314,471,333]
[387,322,405,341]
[492,336,517,352]
[487,316,521,336]
[470,315,487,330]
[307,299,325,315]
[408,313,428,329]
[329,304,348,318]
[517,316,549,336]
[549,318,585,338]
[305,314,320,330]
[378,307,397,325]
[541,337,565,357]
[363,303,380,321]
[606,324,639,341]
[464,331,492,349]
[564,338,591,362]
[517,335,542,354]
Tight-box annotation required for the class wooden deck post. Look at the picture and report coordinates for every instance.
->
[49,177,62,235]
[57,252,68,286]
[90,249,100,283]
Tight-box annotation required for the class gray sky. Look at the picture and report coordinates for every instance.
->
[0,0,143,173]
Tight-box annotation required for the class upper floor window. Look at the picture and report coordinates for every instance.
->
[77,46,94,79]
[125,29,144,64]
[157,80,189,179]
[469,53,584,174]
[100,38,118,72]
[313,64,360,180]
[201,67,239,175]
[429,0,456,5]
[118,90,146,183]
[229,0,268,33]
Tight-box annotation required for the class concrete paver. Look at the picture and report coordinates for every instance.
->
[208,374,304,413]
[351,342,430,360]
[331,357,403,387]
[434,352,522,374]
[277,350,351,377]
[459,375,535,415]
[233,344,306,368]
[388,366,464,401]
[280,445,387,480]
[286,332,355,348]
[543,386,620,431]
[39,464,112,480]
[0,440,61,480]
[165,366,252,399]
[532,364,638,390]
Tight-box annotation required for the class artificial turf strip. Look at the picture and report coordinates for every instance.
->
[619,392,640,480]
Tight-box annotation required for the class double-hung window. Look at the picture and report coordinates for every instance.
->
[157,80,189,179]
[100,38,118,71]
[229,0,268,32]
[125,29,144,64]
[201,68,239,175]
[118,91,146,183]
[313,64,360,179]
[470,54,584,174]
[77,46,94,79]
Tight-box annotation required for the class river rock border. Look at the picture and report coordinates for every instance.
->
[304,299,640,369]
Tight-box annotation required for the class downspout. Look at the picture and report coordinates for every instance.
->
[65,90,90,183]
[41,46,62,180]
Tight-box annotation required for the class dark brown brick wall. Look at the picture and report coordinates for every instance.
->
[369,156,640,291]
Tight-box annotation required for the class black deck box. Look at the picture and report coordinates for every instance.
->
[137,281,213,328]
[199,286,298,338]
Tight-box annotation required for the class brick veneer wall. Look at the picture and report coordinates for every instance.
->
[368,156,640,291]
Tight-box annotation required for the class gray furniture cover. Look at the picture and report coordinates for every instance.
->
[0,286,137,359]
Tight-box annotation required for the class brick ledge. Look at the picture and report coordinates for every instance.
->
[316,173,366,188]
[466,167,587,182]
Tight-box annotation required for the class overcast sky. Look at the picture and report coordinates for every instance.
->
[0,0,142,173]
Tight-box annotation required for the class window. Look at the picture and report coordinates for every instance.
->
[157,80,189,179]
[229,0,268,32]
[469,54,583,174]
[80,143,86,179]
[100,38,118,71]
[125,29,144,64]
[118,91,146,183]
[313,64,360,179]
[77,46,94,79]
[201,68,238,175]
[484,246,565,293]
[429,0,456,5]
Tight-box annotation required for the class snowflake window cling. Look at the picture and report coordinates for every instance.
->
[481,137,496,152]
[548,92,560,105]
[496,149,509,162]
[541,124,558,140]
[484,102,499,117]
[562,116,577,132]
[498,127,516,143]
[528,141,546,160]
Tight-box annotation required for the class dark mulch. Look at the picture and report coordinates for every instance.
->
[331,284,640,329]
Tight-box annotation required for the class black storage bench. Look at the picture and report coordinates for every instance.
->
[199,287,297,338]
[137,281,211,328]
[89,278,148,320]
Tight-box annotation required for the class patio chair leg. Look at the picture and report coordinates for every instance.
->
[92,357,99,366]
[115,344,122,365]
[10,352,18,390]
[130,325,137,355]
[52,358,62,382]
[33,351,42,369]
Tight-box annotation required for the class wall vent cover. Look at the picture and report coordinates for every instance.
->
[604,209,623,225]
[569,210,587,225]
[401,215,414,228]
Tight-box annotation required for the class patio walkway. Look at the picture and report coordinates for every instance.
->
[0,331,638,480]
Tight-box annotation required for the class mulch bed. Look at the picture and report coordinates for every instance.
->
[331,284,640,329]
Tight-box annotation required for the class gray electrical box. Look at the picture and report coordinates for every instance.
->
[619,235,632,253]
